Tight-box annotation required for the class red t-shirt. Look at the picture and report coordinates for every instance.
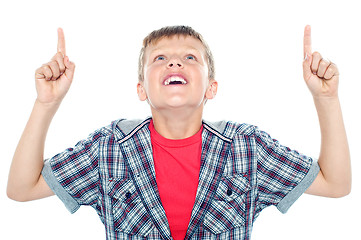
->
[149,121,202,240]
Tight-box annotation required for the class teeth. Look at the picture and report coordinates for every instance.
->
[164,76,187,85]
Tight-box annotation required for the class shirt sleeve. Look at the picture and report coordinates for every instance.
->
[41,126,111,214]
[255,128,320,214]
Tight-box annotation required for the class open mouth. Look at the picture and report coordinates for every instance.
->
[164,76,187,86]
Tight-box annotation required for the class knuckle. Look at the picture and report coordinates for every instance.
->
[45,62,53,69]
[49,61,60,71]
[313,51,321,57]
[56,52,64,62]
[56,51,64,58]
[49,60,58,67]
[35,66,43,74]
[327,68,335,76]
[55,54,66,70]
[52,51,63,59]
[319,60,328,68]
[41,65,50,73]
[330,63,338,71]
[59,64,66,73]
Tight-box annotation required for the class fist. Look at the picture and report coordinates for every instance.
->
[35,28,75,104]
[302,25,339,99]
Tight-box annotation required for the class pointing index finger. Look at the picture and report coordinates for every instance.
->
[303,25,312,59]
[57,28,66,56]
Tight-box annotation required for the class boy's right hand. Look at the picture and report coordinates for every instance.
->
[35,28,75,105]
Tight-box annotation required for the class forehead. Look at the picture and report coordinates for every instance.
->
[145,35,206,57]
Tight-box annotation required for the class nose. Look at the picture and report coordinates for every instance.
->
[167,57,183,68]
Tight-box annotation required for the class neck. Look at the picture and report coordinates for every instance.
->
[151,107,204,139]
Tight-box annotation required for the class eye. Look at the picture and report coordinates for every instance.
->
[186,55,196,60]
[155,55,166,61]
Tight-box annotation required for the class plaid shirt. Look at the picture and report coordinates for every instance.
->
[42,117,319,240]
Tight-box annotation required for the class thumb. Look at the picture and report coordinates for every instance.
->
[64,56,76,81]
[302,53,313,81]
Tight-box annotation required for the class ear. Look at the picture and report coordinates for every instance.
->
[137,82,148,101]
[205,80,218,100]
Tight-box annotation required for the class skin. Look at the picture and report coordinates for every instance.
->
[7,28,74,200]
[6,26,351,202]
[302,25,351,197]
[137,35,217,139]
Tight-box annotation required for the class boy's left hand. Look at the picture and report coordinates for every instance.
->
[303,25,339,99]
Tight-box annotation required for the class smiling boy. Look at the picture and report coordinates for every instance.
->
[7,25,351,240]
[138,30,217,139]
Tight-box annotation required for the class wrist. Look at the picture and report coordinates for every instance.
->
[313,95,340,107]
[34,99,61,118]
[313,96,343,123]
[35,98,61,109]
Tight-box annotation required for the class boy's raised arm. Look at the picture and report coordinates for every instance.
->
[7,28,75,201]
[302,25,351,197]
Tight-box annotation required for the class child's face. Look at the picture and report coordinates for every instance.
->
[137,36,217,113]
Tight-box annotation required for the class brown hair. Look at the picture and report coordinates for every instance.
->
[138,25,215,82]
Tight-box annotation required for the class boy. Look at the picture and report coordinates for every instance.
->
[7,25,351,239]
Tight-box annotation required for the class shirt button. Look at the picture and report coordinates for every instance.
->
[125,192,131,199]
[227,188,232,196]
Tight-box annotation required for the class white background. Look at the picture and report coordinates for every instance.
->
[1,0,360,239]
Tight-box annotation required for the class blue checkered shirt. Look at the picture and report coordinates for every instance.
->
[42,117,319,239]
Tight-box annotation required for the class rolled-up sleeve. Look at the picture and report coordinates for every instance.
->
[255,128,320,213]
[42,127,111,214]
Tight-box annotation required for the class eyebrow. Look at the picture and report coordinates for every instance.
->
[149,45,202,55]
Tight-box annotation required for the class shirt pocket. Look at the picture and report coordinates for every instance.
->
[107,178,154,237]
[203,174,251,234]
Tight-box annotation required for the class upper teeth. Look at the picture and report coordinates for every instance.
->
[164,76,187,85]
